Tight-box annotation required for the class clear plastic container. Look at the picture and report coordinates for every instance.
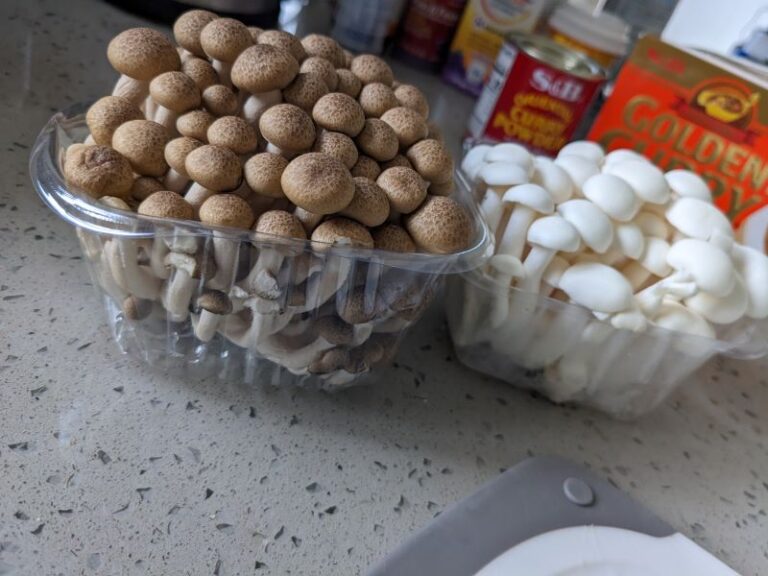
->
[30,105,492,389]
[446,269,768,419]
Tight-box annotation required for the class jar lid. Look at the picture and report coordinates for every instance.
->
[549,2,629,57]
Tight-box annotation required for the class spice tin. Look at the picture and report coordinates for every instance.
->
[468,33,605,156]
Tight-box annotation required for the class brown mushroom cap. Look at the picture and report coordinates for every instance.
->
[315,315,354,345]
[182,57,219,90]
[207,116,258,155]
[107,28,180,81]
[372,223,416,253]
[337,286,380,324]
[299,57,338,91]
[313,130,358,169]
[231,44,299,94]
[173,10,218,57]
[259,103,316,153]
[253,209,307,240]
[340,177,390,227]
[300,34,345,68]
[282,72,329,111]
[244,153,289,198]
[355,119,398,162]
[199,193,254,228]
[86,96,143,146]
[394,84,429,119]
[131,176,165,201]
[150,71,201,113]
[201,84,238,116]
[335,69,362,98]
[350,54,394,86]
[281,152,355,214]
[406,138,453,184]
[358,82,398,118]
[376,167,428,214]
[294,206,323,234]
[196,288,233,315]
[311,217,374,250]
[380,106,428,149]
[176,110,215,141]
[350,155,381,180]
[308,347,349,374]
[258,30,307,63]
[405,195,471,254]
[380,154,412,171]
[165,136,203,176]
[185,144,242,191]
[138,190,194,220]
[123,295,153,321]
[200,18,252,63]
[64,144,134,199]
[312,93,365,137]
[112,120,170,177]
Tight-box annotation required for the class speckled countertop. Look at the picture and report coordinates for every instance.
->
[1,1,768,575]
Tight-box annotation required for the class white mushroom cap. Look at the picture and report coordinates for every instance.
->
[652,301,715,339]
[634,211,670,239]
[485,143,532,173]
[502,184,553,218]
[560,262,633,313]
[558,141,605,165]
[665,170,712,202]
[556,199,614,253]
[527,215,580,252]
[605,160,670,204]
[581,173,640,222]
[478,162,528,188]
[531,157,572,204]
[613,222,645,260]
[667,239,734,297]
[732,244,768,319]
[461,144,492,181]
[685,272,748,324]
[603,149,646,167]
[665,197,733,241]
[554,155,599,190]
[638,237,672,277]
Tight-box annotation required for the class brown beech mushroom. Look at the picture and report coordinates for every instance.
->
[377,166,429,215]
[86,96,143,146]
[138,189,195,220]
[173,9,218,59]
[315,315,355,346]
[350,155,381,180]
[380,154,412,171]
[184,144,242,214]
[406,138,453,185]
[350,54,394,86]
[201,84,238,117]
[181,57,219,90]
[199,193,255,289]
[358,82,398,118]
[149,71,201,132]
[380,107,428,149]
[282,72,329,112]
[107,28,180,105]
[313,130,358,169]
[340,177,390,227]
[355,118,398,162]
[405,196,471,254]
[122,295,153,321]
[281,152,355,214]
[244,152,288,198]
[231,44,298,124]
[200,17,253,87]
[394,84,429,119]
[294,206,324,234]
[164,136,203,192]
[64,144,134,200]
[258,30,307,63]
[311,218,374,250]
[207,116,259,156]
[312,93,365,137]
[299,57,338,91]
[176,109,215,142]
[99,196,132,211]
[112,119,170,177]
[131,176,165,202]
[300,34,345,68]
[193,289,232,342]
[335,69,362,98]
[259,103,316,157]
[372,224,416,253]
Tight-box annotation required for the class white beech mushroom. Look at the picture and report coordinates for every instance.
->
[163,136,202,192]
[478,161,529,196]
[581,173,640,222]
[651,300,715,339]
[184,144,243,215]
[259,103,316,158]
[531,157,573,204]
[554,154,599,192]
[149,71,201,132]
[604,159,671,205]
[557,140,605,165]
[665,169,713,203]
[684,272,748,324]
[199,194,255,290]
[193,289,232,342]
[460,144,492,183]
[665,197,734,251]
[231,44,298,124]
[556,199,614,255]
[494,183,554,260]
[519,216,581,293]
[621,236,671,290]
[200,17,253,87]
[485,142,533,175]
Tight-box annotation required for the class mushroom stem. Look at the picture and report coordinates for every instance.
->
[241,248,285,299]
[153,105,180,133]
[265,142,299,160]
[520,246,558,293]
[112,75,148,106]
[207,233,242,290]
[484,255,525,330]
[496,206,536,259]
[242,90,282,125]
[98,243,128,302]
[163,251,199,319]
[184,183,217,217]
[635,271,698,316]
[259,335,336,372]
[194,309,223,342]
[149,236,170,279]
[212,59,233,88]
[164,168,189,193]
[105,238,161,300]
[478,190,503,234]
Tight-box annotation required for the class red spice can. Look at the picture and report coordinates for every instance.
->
[468,34,605,156]
[395,0,467,70]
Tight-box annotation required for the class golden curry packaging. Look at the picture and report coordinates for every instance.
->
[589,36,768,253]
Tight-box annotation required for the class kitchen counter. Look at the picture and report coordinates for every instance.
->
[1,1,767,574]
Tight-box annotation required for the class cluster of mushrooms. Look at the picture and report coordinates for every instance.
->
[63,11,474,385]
[456,140,768,381]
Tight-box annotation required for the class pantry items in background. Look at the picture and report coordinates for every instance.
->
[331,0,407,54]
[393,0,467,70]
